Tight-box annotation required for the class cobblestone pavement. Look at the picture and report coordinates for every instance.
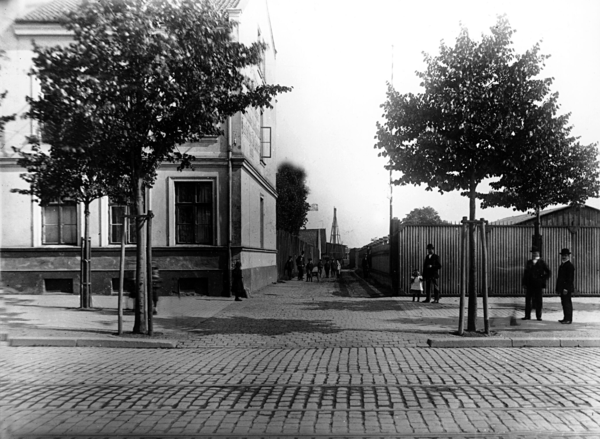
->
[3,273,600,438]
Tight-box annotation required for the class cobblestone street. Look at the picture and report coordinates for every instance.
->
[3,273,600,438]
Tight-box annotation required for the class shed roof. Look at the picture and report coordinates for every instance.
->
[493,205,600,225]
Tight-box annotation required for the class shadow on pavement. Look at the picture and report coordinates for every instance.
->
[152,315,344,336]
[302,299,400,312]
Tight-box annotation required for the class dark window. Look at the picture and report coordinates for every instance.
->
[42,200,77,245]
[175,182,213,244]
[178,278,208,295]
[109,200,136,244]
[111,278,135,294]
[44,278,73,293]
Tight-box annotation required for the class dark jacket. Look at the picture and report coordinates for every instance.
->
[232,266,244,294]
[555,260,575,294]
[522,259,551,289]
[423,253,441,279]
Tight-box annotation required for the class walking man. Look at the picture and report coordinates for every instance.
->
[521,246,551,321]
[422,243,441,303]
[556,248,575,324]
[296,251,305,281]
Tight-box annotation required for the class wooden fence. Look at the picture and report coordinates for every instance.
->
[276,229,318,280]
[360,224,600,296]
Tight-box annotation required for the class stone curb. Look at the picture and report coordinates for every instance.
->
[9,337,178,349]
[428,337,600,348]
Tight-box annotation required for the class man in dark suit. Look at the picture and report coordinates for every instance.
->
[423,243,441,303]
[521,246,551,321]
[556,248,575,324]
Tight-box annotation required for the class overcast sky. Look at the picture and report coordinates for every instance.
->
[268,0,600,248]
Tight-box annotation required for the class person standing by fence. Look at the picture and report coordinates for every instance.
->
[285,256,294,280]
[556,248,575,324]
[522,246,551,321]
[296,252,305,281]
[362,255,370,280]
[423,243,441,303]
[324,259,331,278]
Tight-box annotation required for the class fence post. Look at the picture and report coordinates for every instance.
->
[480,219,490,334]
[458,217,468,335]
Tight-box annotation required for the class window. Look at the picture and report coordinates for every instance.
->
[109,200,137,244]
[44,278,73,294]
[43,200,77,245]
[175,182,213,244]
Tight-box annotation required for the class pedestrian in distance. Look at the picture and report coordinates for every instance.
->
[324,259,331,278]
[316,259,323,282]
[410,268,423,302]
[296,252,305,281]
[521,246,551,321]
[422,243,442,303]
[306,258,314,282]
[232,260,244,301]
[336,259,342,278]
[330,258,337,278]
[556,248,575,324]
[362,254,370,280]
[285,256,294,280]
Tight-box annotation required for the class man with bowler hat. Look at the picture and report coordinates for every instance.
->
[423,243,441,303]
[521,246,551,321]
[556,248,575,324]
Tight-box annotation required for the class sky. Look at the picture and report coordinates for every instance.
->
[267,0,600,249]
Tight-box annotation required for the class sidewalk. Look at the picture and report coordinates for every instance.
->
[2,271,599,348]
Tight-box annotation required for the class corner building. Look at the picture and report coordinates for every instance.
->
[0,0,280,297]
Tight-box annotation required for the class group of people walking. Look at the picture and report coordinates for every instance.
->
[408,243,576,323]
[284,251,342,282]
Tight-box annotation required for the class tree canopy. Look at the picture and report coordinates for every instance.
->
[22,0,291,332]
[375,16,597,218]
[276,162,310,235]
[375,16,599,331]
[401,207,449,225]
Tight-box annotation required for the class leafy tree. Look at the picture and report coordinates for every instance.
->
[25,0,291,333]
[276,162,310,235]
[401,207,449,225]
[12,135,130,308]
[480,124,599,247]
[375,16,591,331]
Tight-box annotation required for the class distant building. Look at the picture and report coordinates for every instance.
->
[0,0,283,296]
[298,229,327,259]
[493,205,600,227]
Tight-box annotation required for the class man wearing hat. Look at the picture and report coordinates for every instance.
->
[556,248,575,324]
[422,243,442,303]
[521,246,551,321]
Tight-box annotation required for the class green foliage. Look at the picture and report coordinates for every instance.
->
[401,207,449,225]
[276,162,310,235]
[375,16,597,215]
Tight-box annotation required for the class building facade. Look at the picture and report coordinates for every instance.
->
[0,0,281,296]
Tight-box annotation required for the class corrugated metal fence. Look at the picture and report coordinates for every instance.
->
[276,229,318,280]
[372,224,600,296]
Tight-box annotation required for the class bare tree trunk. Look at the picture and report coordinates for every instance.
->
[467,179,477,332]
[133,177,147,334]
[534,206,542,255]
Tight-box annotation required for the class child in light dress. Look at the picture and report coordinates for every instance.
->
[410,268,423,302]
